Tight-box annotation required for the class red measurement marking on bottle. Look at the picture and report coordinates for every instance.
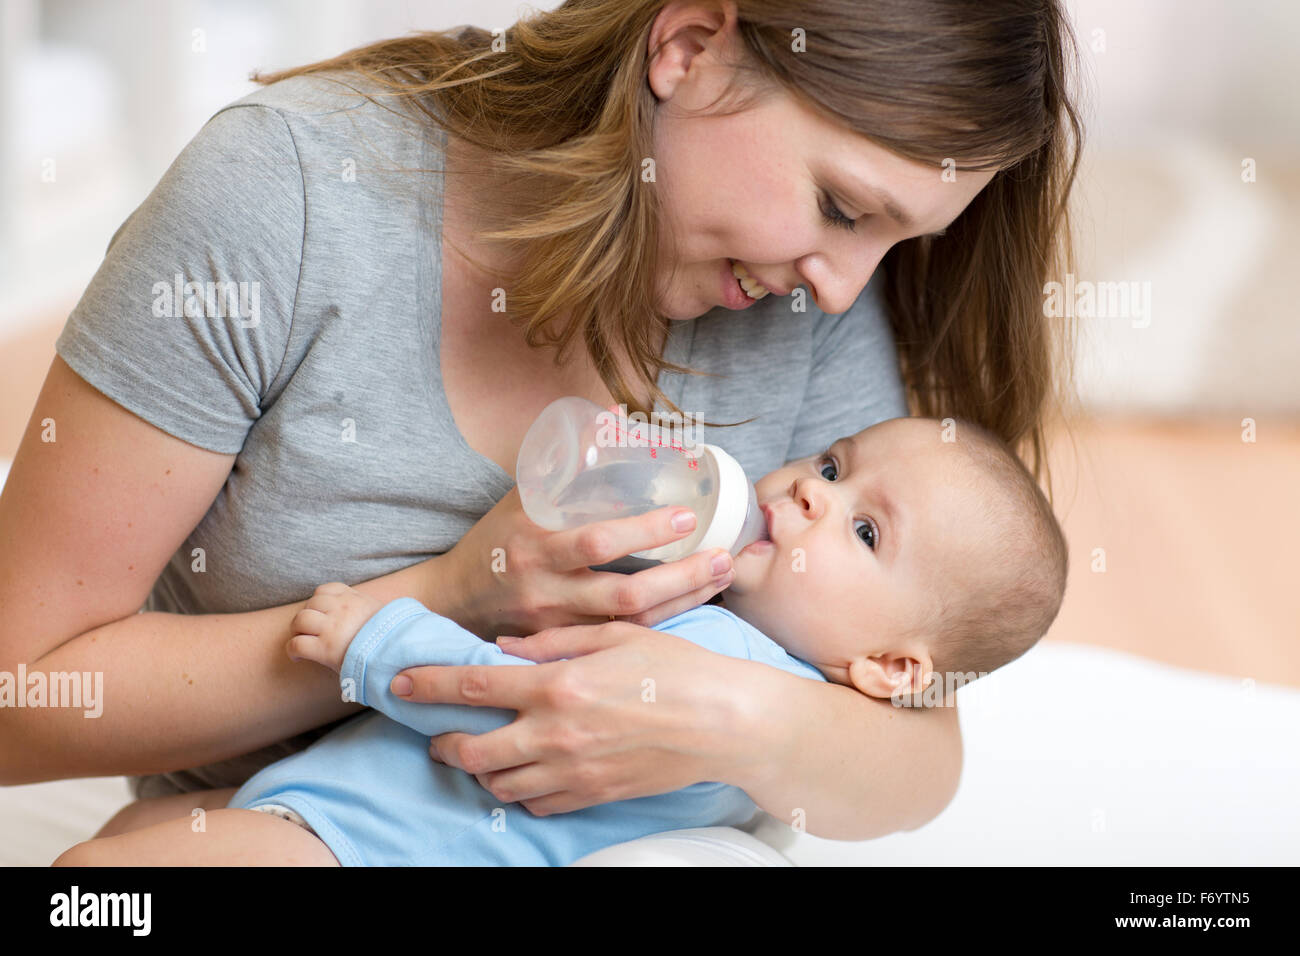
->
[603,404,694,455]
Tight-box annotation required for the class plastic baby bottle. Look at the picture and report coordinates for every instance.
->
[516,396,768,564]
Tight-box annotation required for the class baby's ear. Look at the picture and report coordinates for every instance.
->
[848,654,928,699]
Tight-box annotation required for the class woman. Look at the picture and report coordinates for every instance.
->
[1,0,1081,846]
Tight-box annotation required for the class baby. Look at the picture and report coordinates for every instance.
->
[64,415,1068,866]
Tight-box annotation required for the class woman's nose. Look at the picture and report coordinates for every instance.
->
[801,248,886,315]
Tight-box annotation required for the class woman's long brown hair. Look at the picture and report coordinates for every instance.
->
[254,0,1084,495]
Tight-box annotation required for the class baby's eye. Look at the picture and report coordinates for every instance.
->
[854,518,878,550]
[818,455,839,480]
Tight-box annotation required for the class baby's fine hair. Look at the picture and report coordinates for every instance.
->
[920,417,1069,688]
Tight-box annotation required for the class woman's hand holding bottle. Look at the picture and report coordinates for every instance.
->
[435,485,734,639]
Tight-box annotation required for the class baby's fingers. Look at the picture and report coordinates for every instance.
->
[312,581,352,597]
[286,633,325,664]
[291,607,327,637]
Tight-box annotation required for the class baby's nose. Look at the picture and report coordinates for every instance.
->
[794,483,823,517]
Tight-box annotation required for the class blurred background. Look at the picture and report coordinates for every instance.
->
[1,0,1296,866]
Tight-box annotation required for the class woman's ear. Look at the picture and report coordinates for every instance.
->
[646,1,738,102]
[847,652,934,700]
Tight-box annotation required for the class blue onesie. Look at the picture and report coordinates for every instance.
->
[227,598,825,866]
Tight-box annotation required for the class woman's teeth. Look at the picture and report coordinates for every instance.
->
[730,260,771,299]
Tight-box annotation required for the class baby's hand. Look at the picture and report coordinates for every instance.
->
[286,582,385,673]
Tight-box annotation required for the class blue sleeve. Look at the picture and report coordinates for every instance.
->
[342,600,824,739]
[651,607,827,684]
[339,597,534,737]
[784,273,909,464]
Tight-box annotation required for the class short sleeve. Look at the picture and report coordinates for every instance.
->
[55,104,305,454]
[784,274,908,463]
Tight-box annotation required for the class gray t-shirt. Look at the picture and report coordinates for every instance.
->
[55,73,907,799]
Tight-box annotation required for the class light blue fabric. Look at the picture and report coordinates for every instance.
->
[228,598,825,866]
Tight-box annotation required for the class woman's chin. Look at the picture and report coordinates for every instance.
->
[665,301,707,322]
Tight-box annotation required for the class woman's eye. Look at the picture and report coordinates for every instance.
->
[819,193,857,233]
[818,455,838,480]
[854,518,878,550]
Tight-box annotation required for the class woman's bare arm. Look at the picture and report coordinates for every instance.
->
[0,358,454,784]
[726,657,962,840]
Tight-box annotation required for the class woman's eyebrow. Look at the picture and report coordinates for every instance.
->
[832,170,952,238]
[832,171,915,229]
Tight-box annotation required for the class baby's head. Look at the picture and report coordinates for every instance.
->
[721,416,1067,701]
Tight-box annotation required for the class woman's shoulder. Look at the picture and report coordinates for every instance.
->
[192,71,447,234]
[216,70,441,165]
[225,70,417,119]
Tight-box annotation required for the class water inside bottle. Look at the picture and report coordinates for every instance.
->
[555,458,712,514]
[547,457,718,562]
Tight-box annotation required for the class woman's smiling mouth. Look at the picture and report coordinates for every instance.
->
[721,259,791,309]
[720,259,759,309]
[730,260,772,299]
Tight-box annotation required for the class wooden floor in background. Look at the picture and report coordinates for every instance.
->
[1044,415,1300,688]
[4,316,1298,687]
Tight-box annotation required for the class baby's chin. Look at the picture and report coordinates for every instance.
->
[724,540,774,595]
[714,586,759,628]
[717,544,778,619]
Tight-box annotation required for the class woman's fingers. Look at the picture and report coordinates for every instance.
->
[394,660,557,709]
[444,483,726,634]
[519,791,598,816]
[629,571,735,628]
[428,728,536,777]
[568,547,733,619]
[459,764,566,807]
[542,506,697,571]
[492,620,640,663]
[431,731,618,809]
[422,630,737,815]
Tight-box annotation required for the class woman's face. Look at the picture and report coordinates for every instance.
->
[646,2,996,320]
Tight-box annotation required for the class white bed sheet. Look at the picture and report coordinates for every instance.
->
[755,641,1300,865]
